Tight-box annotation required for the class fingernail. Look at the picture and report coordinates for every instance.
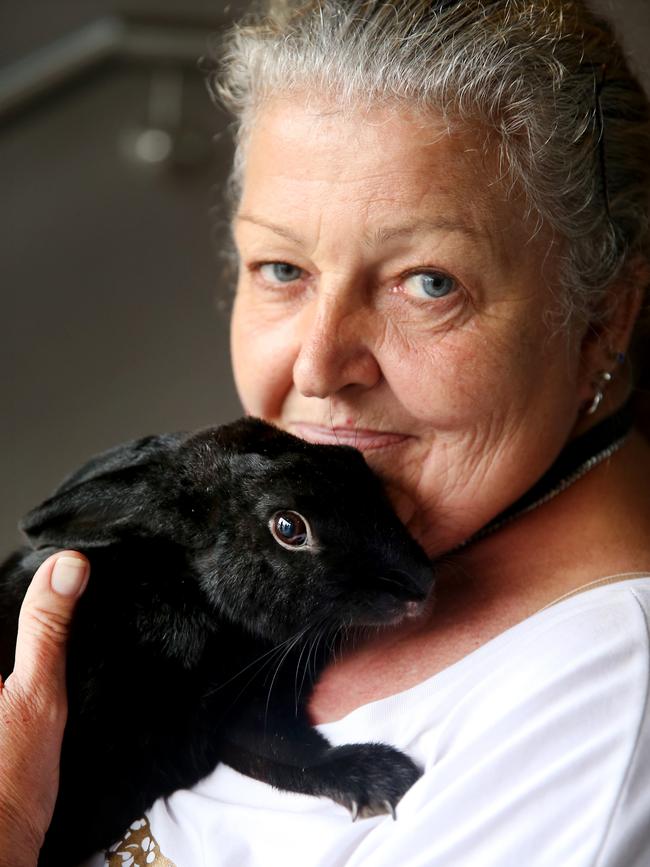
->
[51,557,89,597]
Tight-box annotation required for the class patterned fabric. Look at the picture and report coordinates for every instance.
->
[106,817,177,867]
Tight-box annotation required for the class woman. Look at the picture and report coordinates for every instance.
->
[2,0,650,864]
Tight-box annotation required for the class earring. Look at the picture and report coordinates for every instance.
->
[586,370,613,416]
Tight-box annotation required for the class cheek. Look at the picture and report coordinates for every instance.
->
[230,292,297,419]
[384,328,525,431]
[383,312,577,430]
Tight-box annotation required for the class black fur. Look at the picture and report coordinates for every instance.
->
[0,418,434,866]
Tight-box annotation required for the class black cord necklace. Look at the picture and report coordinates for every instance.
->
[457,401,634,550]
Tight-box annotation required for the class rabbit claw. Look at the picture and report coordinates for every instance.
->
[347,798,398,822]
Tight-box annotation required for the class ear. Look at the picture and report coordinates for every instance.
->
[577,255,650,408]
[21,432,189,551]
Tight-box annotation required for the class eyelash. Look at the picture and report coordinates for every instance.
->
[257,262,306,286]
[394,269,458,302]
[249,260,461,305]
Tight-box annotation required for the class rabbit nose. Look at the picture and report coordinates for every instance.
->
[384,568,432,600]
[377,570,429,604]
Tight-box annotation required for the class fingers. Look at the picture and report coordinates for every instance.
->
[11,551,89,699]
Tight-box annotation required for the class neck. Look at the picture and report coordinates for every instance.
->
[445,427,650,615]
[308,428,650,723]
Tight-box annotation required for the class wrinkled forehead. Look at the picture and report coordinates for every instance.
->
[243,98,494,208]
[235,96,547,271]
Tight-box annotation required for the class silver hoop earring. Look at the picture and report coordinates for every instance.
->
[586,370,613,416]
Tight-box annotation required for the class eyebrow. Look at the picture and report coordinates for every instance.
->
[236,213,483,248]
[365,219,483,247]
[236,214,305,245]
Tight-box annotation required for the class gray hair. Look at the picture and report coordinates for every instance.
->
[209,0,650,332]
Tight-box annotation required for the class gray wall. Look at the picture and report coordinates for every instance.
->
[1,3,244,555]
[1,1,649,557]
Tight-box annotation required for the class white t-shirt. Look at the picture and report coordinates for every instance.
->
[85,575,650,867]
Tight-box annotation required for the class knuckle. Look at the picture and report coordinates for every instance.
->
[33,692,68,729]
[21,605,71,648]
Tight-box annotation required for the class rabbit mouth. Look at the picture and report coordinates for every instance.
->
[337,566,434,627]
[348,591,432,629]
[385,595,430,623]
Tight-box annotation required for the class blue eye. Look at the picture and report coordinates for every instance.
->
[260,262,303,284]
[403,271,456,299]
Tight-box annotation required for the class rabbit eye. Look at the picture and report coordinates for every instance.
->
[269,511,313,550]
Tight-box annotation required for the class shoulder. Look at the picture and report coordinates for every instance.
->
[337,579,650,866]
[441,578,650,745]
[518,576,650,675]
[514,576,650,697]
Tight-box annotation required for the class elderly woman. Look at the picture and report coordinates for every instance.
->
[2,0,650,864]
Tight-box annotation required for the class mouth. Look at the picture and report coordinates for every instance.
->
[289,423,412,452]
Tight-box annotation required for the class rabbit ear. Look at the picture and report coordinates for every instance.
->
[20,432,189,550]
[52,432,186,494]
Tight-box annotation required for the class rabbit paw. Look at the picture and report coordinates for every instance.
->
[323,742,421,821]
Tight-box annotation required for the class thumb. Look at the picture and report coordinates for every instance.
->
[11,552,89,698]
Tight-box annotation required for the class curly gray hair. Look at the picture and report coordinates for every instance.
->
[209,0,650,335]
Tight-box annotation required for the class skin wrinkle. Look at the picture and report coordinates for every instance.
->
[231,97,591,555]
[240,213,488,252]
[398,416,519,546]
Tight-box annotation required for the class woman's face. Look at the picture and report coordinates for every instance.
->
[231,99,587,554]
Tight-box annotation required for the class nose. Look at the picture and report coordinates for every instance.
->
[292,286,381,399]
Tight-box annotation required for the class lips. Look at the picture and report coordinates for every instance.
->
[289,423,411,451]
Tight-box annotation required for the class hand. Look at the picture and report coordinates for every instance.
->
[0,552,89,867]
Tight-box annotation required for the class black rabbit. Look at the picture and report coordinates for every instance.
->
[0,417,434,867]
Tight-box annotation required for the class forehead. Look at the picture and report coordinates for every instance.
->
[237,97,527,250]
